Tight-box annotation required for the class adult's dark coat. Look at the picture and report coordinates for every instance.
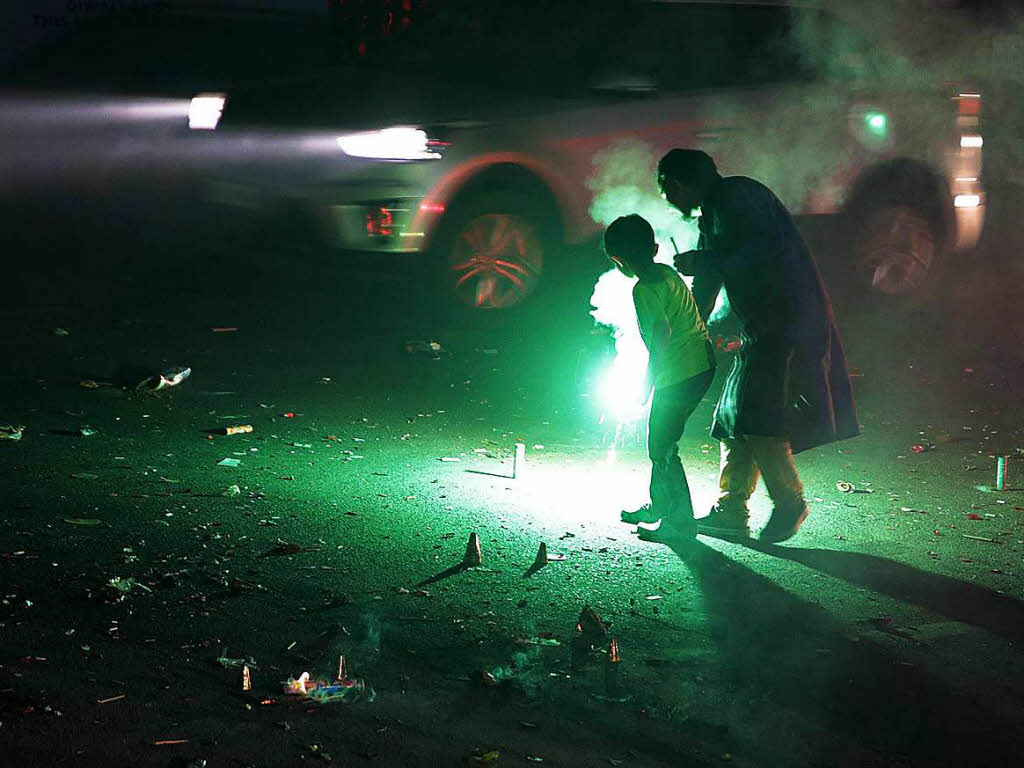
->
[689,176,859,454]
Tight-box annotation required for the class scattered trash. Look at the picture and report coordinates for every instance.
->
[336,654,347,683]
[259,541,318,558]
[405,339,443,357]
[211,327,238,333]
[96,694,125,704]
[223,425,253,436]
[217,458,241,467]
[282,671,374,704]
[71,472,98,480]
[439,456,461,462]
[963,534,999,543]
[78,427,97,437]
[463,532,483,567]
[153,739,189,746]
[64,518,102,525]
[911,444,935,454]
[136,366,191,392]
[1,424,25,441]
[290,442,312,448]
[517,636,561,647]
[282,412,295,418]
[836,481,873,494]
[513,442,526,479]
[108,576,151,594]
[242,665,252,691]
[222,484,241,496]
[79,379,101,389]
[216,650,257,669]
[53,327,70,336]
[467,750,501,766]
[309,744,332,762]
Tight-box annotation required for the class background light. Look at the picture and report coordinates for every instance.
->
[336,128,441,160]
[189,93,226,130]
[864,111,887,137]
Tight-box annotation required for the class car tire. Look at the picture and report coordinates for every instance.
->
[432,190,557,311]
[844,203,948,310]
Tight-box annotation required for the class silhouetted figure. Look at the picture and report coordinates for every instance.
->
[660,149,859,543]
[603,214,716,540]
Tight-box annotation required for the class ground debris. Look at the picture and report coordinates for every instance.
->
[0,424,25,441]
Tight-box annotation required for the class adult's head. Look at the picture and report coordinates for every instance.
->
[657,149,721,221]
[603,213,658,278]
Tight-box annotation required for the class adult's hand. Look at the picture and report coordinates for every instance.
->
[674,250,700,276]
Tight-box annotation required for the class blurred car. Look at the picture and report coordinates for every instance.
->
[200,0,984,309]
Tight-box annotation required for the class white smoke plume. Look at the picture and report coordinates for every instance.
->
[586,139,700,425]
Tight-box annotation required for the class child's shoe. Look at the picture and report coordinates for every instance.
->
[637,516,695,543]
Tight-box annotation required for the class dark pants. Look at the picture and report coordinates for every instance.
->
[648,367,715,524]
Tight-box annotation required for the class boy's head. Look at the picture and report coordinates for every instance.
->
[603,214,658,277]
[657,148,720,221]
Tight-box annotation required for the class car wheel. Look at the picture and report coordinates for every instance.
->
[851,204,945,305]
[437,192,552,310]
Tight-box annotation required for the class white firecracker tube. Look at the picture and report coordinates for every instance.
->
[513,442,526,478]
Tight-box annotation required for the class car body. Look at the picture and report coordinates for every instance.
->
[200,0,985,308]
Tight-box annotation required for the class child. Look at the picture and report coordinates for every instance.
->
[603,214,716,539]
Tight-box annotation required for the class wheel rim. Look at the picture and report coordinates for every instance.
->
[449,213,543,309]
[858,206,936,296]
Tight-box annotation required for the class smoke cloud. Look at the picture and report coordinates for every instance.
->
[586,139,700,425]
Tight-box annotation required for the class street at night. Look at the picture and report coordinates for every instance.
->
[3,1,1024,766]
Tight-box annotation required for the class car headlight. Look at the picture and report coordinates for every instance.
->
[189,93,226,130]
[336,127,446,161]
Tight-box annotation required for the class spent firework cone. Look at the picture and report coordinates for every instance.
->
[241,664,252,692]
[576,605,609,637]
[463,532,482,566]
[533,542,548,567]
[336,654,348,683]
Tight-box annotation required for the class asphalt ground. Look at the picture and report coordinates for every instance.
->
[2,155,1024,768]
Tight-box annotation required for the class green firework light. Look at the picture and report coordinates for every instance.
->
[586,141,700,460]
[864,111,888,138]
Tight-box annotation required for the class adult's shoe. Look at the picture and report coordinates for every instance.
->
[758,504,809,544]
[696,507,751,540]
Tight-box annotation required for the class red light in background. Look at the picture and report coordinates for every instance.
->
[419,201,445,214]
[366,206,394,236]
[957,94,981,115]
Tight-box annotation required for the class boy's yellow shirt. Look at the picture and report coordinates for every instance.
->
[632,263,713,390]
